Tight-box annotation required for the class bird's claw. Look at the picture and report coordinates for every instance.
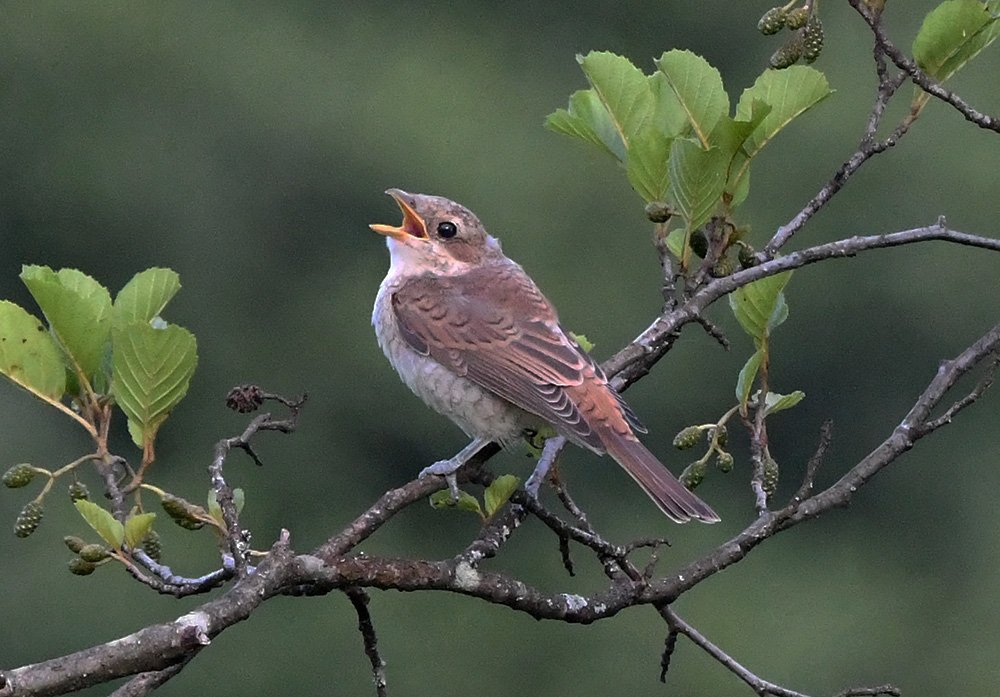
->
[444,472,460,502]
[420,459,463,503]
[419,438,489,503]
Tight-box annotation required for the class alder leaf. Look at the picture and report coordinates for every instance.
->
[0,301,67,403]
[75,500,124,551]
[112,322,198,447]
[484,475,520,517]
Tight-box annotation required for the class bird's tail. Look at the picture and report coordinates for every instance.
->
[603,434,720,524]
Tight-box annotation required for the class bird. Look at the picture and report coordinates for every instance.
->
[370,189,719,523]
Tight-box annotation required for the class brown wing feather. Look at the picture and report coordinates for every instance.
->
[392,260,718,523]
[391,262,611,450]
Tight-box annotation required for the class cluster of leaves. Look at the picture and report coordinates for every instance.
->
[0,266,217,573]
[0,266,197,451]
[546,49,830,272]
[673,273,804,495]
[430,475,520,523]
[658,0,998,494]
[65,501,157,575]
[546,50,819,493]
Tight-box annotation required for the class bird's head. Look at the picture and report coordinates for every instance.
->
[370,189,502,273]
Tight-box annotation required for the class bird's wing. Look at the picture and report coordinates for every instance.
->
[390,262,644,450]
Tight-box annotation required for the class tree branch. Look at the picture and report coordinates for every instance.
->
[3,281,998,697]
[849,0,1000,134]
[606,221,1000,391]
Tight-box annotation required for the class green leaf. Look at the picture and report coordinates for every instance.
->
[207,488,245,527]
[127,419,144,448]
[626,127,673,203]
[484,475,520,517]
[568,332,594,353]
[737,349,764,409]
[729,271,793,343]
[764,390,806,415]
[75,499,125,550]
[0,301,67,401]
[711,103,772,161]
[20,266,113,387]
[207,489,222,522]
[728,164,752,210]
[655,50,729,149]
[667,139,727,232]
[123,512,156,549]
[113,268,181,330]
[546,89,626,161]
[913,0,1000,82]
[430,489,483,515]
[711,101,772,207]
[766,291,789,334]
[578,51,655,148]
[664,228,687,258]
[735,66,832,161]
[649,71,691,139]
[112,322,198,447]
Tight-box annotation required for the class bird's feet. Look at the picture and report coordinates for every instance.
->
[419,459,463,502]
[419,437,489,503]
[525,435,566,500]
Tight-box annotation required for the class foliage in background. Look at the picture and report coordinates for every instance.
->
[0,267,218,572]
[546,50,830,270]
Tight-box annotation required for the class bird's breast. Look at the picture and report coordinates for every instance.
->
[373,274,532,445]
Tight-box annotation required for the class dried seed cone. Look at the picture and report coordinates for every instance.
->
[763,456,780,496]
[682,462,706,489]
[14,501,44,538]
[716,451,735,473]
[226,384,264,413]
[69,480,90,502]
[712,256,735,278]
[161,495,206,530]
[786,6,810,29]
[141,530,162,562]
[738,243,759,269]
[69,558,97,576]
[673,426,703,450]
[757,7,788,35]
[3,464,36,489]
[689,229,709,258]
[711,424,729,448]
[79,544,110,563]
[770,38,804,69]
[64,535,87,554]
[803,16,825,63]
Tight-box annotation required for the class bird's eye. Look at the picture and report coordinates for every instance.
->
[437,221,458,239]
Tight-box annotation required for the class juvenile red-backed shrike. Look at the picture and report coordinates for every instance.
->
[371,189,718,523]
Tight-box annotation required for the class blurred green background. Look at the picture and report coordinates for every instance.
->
[1,2,998,695]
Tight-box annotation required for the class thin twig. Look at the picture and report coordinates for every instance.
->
[124,550,237,598]
[920,353,999,433]
[791,420,834,505]
[210,390,307,574]
[107,657,195,697]
[666,606,815,697]
[345,587,387,697]
[690,314,730,350]
[606,221,1000,390]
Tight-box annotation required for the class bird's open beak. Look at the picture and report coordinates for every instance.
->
[370,189,428,242]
